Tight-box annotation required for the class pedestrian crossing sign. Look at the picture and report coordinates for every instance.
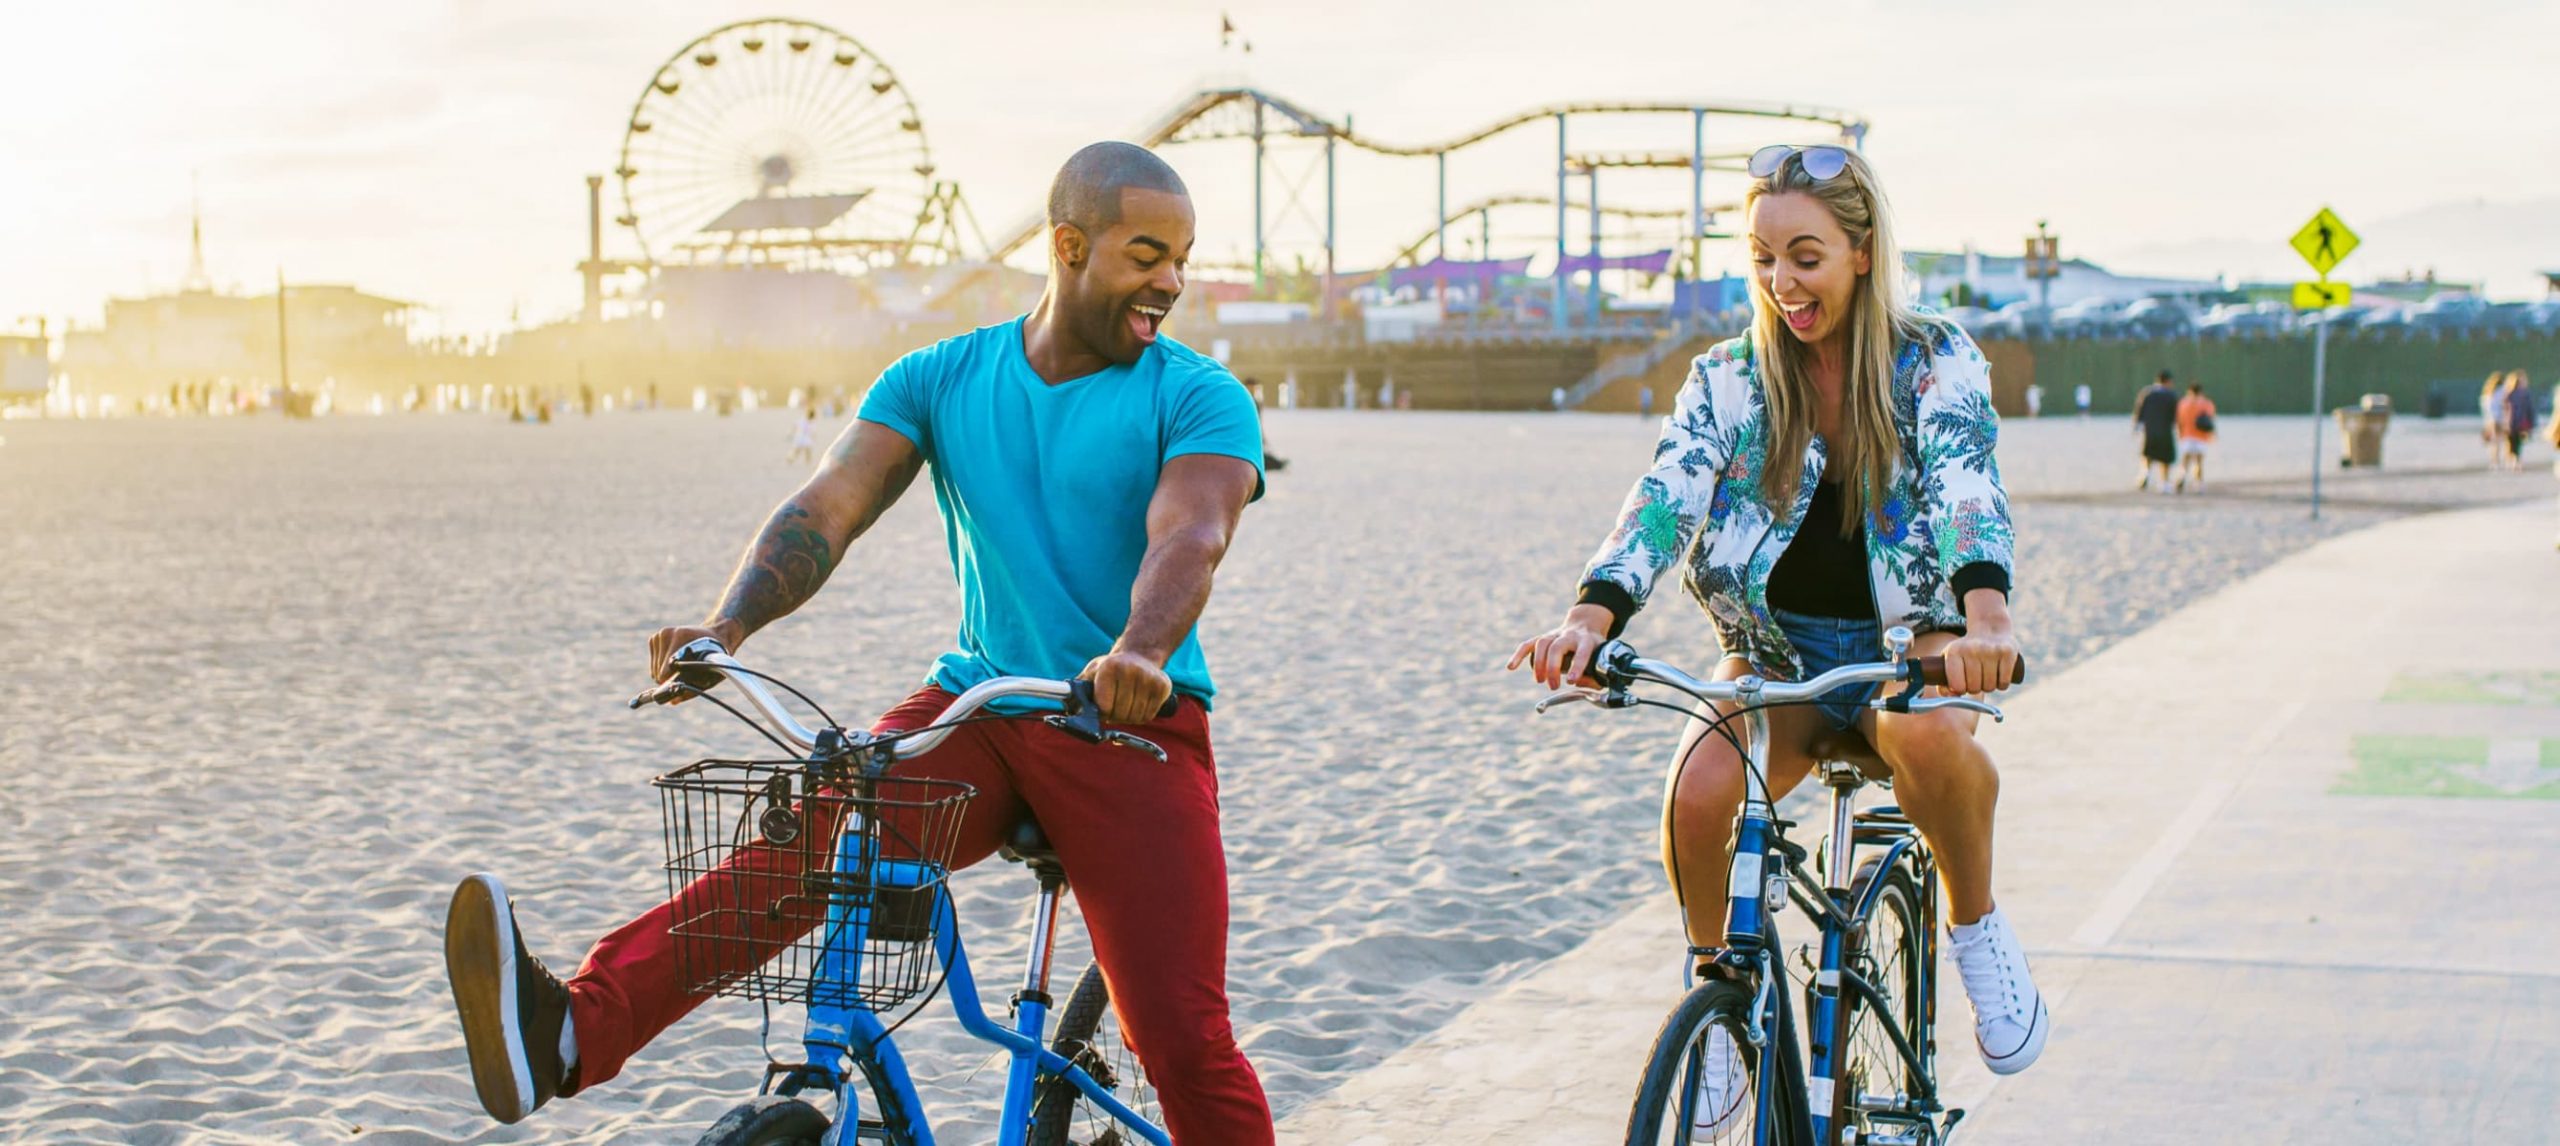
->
[2293,281,2352,309]
[2290,208,2359,276]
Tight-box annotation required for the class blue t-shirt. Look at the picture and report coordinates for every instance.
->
[857,317,1265,709]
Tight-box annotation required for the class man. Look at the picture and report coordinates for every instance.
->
[441,142,1275,1143]
[2174,380,2217,492]
[2133,369,2180,492]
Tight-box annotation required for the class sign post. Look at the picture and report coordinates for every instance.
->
[2289,207,2359,520]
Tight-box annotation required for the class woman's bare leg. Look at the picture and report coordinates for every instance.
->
[1663,657,1823,948]
[1859,630,2000,925]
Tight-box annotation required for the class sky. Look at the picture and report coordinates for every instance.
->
[3,0,2555,337]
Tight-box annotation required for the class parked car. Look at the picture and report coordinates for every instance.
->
[2118,297,2198,337]
[1937,305,1999,334]
[2048,297,2124,333]
[2197,301,2294,335]
[1977,301,2052,339]
[2405,295,2490,330]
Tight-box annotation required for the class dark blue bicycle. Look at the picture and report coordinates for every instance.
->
[1535,627,2014,1146]
[635,642,1169,1146]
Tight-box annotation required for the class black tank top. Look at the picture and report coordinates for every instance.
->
[1767,477,1877,620]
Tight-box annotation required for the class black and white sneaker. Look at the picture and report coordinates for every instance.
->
[445,873,572,1124]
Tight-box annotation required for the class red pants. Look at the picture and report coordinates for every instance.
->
[563,686,1273,1144]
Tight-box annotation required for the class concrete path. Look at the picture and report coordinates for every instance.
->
[1280,499,2560,1144]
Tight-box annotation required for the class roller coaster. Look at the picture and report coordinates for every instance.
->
[584,20,1866,338]
[977,86,1864,329]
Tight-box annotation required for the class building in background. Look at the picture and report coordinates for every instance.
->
[1905,248,2219,309]
[1,335,46,407]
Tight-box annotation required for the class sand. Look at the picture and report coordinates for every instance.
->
[0,406,2538,1142]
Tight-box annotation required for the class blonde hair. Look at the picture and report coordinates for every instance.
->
[1744,147,1926,536]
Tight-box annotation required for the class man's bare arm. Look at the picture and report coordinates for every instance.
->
[1080,454,1259,723]
[651,420,923,678]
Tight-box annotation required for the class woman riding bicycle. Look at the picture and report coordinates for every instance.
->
[1508,145,2049,1101]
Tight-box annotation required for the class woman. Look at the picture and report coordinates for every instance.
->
[2501,371,2536,472]
[2483,373,2511,468]
[1507,144,2044,1130]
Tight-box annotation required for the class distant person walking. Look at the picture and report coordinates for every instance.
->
[2547,375,2560,548]
[2174,381,2217,492]
[2074,383,2092,417]
[2482,373,2511,468]
[2133,370,2180,491]
[2025,383,2043,419]
[786,406,817,466]
[1638,384,1654,420]
[2501,371,2537,472]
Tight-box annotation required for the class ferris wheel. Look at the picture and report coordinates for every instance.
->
[615,19,939,269]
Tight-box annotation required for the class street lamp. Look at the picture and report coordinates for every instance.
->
[2022,220,2060,334]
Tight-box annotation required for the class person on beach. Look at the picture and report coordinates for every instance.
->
[2174,380,2217,492]
[2500,371,2536,472]
[785,405,817,465]
[2483,373,2512,468]
[2134,370,2180,491]
[2546,375,2560,548]
[1506,145,2045,1135]
[440,142,1276,1142]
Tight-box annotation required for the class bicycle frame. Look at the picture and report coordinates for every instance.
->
[774,836,1169,1146]
[1699,694,1951,1145]
[642,652,1170,1146]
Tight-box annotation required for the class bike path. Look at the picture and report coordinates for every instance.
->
[1278,500,2559,1144]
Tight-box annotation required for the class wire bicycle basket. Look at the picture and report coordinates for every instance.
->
[655,759,974,1011]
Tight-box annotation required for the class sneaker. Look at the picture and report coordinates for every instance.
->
[1948,907,2048,1075]
[445,873,573,1123]
[1690,1023,1748,1136]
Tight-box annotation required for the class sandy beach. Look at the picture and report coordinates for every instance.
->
[0,406,2540,1143]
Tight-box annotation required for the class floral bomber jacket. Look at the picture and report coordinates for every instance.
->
[1579,317,2015,680]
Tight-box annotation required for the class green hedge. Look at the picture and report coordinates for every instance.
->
[1999,330,2560,416]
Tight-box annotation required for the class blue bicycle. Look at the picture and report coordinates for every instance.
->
[635,642,1170,1146]
[1534,627,2015,1146]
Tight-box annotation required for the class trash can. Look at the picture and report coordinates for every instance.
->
[2336,394,2391,467]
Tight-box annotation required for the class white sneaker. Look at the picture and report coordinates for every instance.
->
[1691,1023,1747,1136]
[1948,907,2049,1075]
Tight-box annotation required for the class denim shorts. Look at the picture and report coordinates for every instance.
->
[1769,607,1886,731]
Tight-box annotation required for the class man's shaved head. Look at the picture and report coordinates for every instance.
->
[1046,141,1191,236]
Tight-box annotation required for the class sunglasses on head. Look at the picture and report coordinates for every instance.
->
[1749,144,1852,181]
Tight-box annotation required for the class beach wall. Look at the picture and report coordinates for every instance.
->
[1987,331,2560,416]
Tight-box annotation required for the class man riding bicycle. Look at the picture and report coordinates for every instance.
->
[442,142,1276,1144]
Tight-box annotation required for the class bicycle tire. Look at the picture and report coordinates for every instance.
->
[1027,963,1159,1146]
[694,1095,830,1146]
[1832,858,1930,1140]
[1625,979,1801,1146]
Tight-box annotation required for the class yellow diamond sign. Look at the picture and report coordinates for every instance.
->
[2293,281,2352,310]
[2291,208,2359,276]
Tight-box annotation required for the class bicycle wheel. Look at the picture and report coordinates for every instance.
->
[695,1095,830,1146]
[1625,979,1797,1146]
[1833,858,1931,1142]
[1027,962,1159,1146]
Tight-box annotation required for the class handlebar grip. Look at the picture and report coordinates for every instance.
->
[1911,654,2028,688]
[1065,678,1181,722]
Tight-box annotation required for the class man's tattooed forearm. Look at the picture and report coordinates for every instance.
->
[714,504,836,634]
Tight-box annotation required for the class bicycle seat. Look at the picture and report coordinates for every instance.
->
[1807,728,1893,783]
[999,819,1059,868]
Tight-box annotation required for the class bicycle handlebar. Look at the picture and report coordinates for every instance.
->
[630,638,1174,758]
[1567,634,2024,721]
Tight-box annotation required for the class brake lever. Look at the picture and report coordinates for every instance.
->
[1892,696,2005,722]
[1533,687,1611,714]
[1100,731,1167,763]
